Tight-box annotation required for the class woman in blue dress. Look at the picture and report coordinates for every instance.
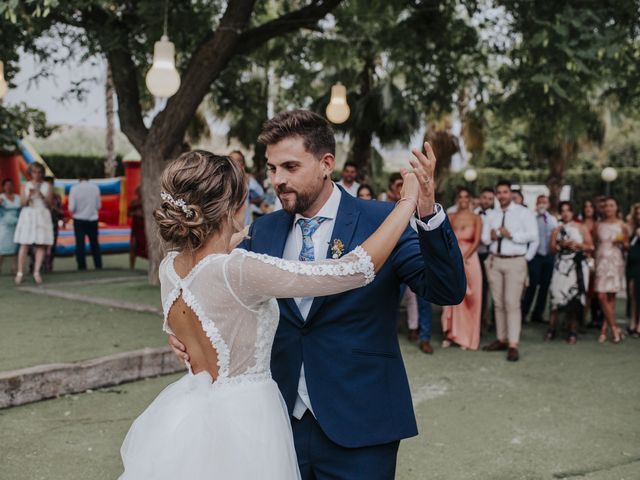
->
[0,178,21,274]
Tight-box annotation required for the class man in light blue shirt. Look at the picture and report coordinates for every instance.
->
[522,195,558,323]
[68,172,102,270]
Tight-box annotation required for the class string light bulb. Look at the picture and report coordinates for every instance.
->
[325,83,350,124]
[145,1,180,98]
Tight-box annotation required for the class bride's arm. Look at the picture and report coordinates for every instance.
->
[224,172,420,308]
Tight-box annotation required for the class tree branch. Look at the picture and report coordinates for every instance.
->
[106,49,149,150]
[236,0,344,55]
[148,0,258,153]
[150,0,343,154]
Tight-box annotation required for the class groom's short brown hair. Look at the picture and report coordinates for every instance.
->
[258,110,335,158]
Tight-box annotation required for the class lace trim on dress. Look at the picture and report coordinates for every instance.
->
[181,288,231,379]
[235,246,375,285]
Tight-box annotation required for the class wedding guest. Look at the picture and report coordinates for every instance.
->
[128,186,147,269]
[511,189,525,206]
[337,161,360,197]
[475,187,495,327]
[43,176,63,273]
[69,172,102,271]
[547,202,593,344]
[625,203,640,337]
[0,178,21,274]
[378,172,403,202]
[379,176,433,353]
[580,199,601,328]
[229,150,264,225]
[14,163,54,284]
[357,184,375,201]
[482,179,538,361]
[522,195,558,323]
[441,187,482,350]
[594,197,628,344]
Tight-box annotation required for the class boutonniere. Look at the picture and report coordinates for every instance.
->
[331,239,345,259]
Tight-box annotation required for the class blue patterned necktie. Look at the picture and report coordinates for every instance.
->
[297,217,329,261]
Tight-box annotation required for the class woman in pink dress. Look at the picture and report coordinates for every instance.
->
[594,197,629,344]
[441,187,482,350]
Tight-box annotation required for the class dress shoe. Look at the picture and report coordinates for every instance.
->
[407,329,419,342]
[419,340,433,354]
[506,347,519,362]
[482,340,508,352]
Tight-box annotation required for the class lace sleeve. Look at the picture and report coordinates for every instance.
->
[223,247,375,309]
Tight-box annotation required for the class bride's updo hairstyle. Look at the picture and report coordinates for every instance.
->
[154,149,247,251]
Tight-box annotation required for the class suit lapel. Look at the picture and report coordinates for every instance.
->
[306,190,360,323]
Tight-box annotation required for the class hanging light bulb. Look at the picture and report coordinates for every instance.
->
[463,168,478,182]
[325,83,350,124]
[145,35,180,98]
[0,61,8,99]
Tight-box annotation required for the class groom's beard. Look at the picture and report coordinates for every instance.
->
[276,177,326,215]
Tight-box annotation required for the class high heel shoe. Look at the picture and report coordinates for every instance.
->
[597,328,607,344]
[14,272,23,285]
[612,327,623,344]
[33,272,43,285]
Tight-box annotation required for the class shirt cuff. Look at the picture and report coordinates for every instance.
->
[414,204,445,232]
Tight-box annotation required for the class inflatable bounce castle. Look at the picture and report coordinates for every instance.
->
[0,139,141,255]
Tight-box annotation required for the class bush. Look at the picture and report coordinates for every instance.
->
[42,154,124,179]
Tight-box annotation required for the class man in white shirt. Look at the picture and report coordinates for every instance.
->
[522,195,558,323]
[68,172,102,270]
[336,161,360,197]
[481,180,538,361]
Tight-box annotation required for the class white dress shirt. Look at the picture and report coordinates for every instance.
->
[336,180,360,197]
[286,184,445,419]
[69,180,101,221]
[474,206,493,255]
[481,202,538,260]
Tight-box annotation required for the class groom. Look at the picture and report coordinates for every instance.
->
[170,110,465,479]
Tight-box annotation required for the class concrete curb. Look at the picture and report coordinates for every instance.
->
[16,286,163,315]
[0,347,185,409]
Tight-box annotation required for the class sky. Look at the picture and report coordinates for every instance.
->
[4,49,111,128]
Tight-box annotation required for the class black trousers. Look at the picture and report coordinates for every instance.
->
[74,219,102,270]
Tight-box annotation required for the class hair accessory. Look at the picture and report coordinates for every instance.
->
[161,191,194,218]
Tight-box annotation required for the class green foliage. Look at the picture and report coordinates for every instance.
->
[495,0,639,163]
[0,103,53,153]
[43,153,124,179]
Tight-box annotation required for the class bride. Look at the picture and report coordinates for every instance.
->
[119,150,420,479]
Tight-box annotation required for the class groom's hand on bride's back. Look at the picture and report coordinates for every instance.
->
[169,335,189,362]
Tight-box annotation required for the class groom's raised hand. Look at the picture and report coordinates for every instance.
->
[409,142,437,218]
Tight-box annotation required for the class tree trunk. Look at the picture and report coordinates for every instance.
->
[104,65,117,178]
[349,55,374,180]
[351,130,373,180]
[546,140,576,211]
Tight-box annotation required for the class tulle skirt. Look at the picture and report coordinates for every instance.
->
[119,372,301,480]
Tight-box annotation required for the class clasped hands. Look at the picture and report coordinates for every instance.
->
[490,227,512,241]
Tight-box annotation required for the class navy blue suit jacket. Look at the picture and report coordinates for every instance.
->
[240,188,465,448]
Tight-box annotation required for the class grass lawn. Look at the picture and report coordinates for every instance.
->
[0,254,166,372]
[1,323,639,480]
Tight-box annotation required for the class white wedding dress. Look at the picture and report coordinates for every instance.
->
[119,247,375,480]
